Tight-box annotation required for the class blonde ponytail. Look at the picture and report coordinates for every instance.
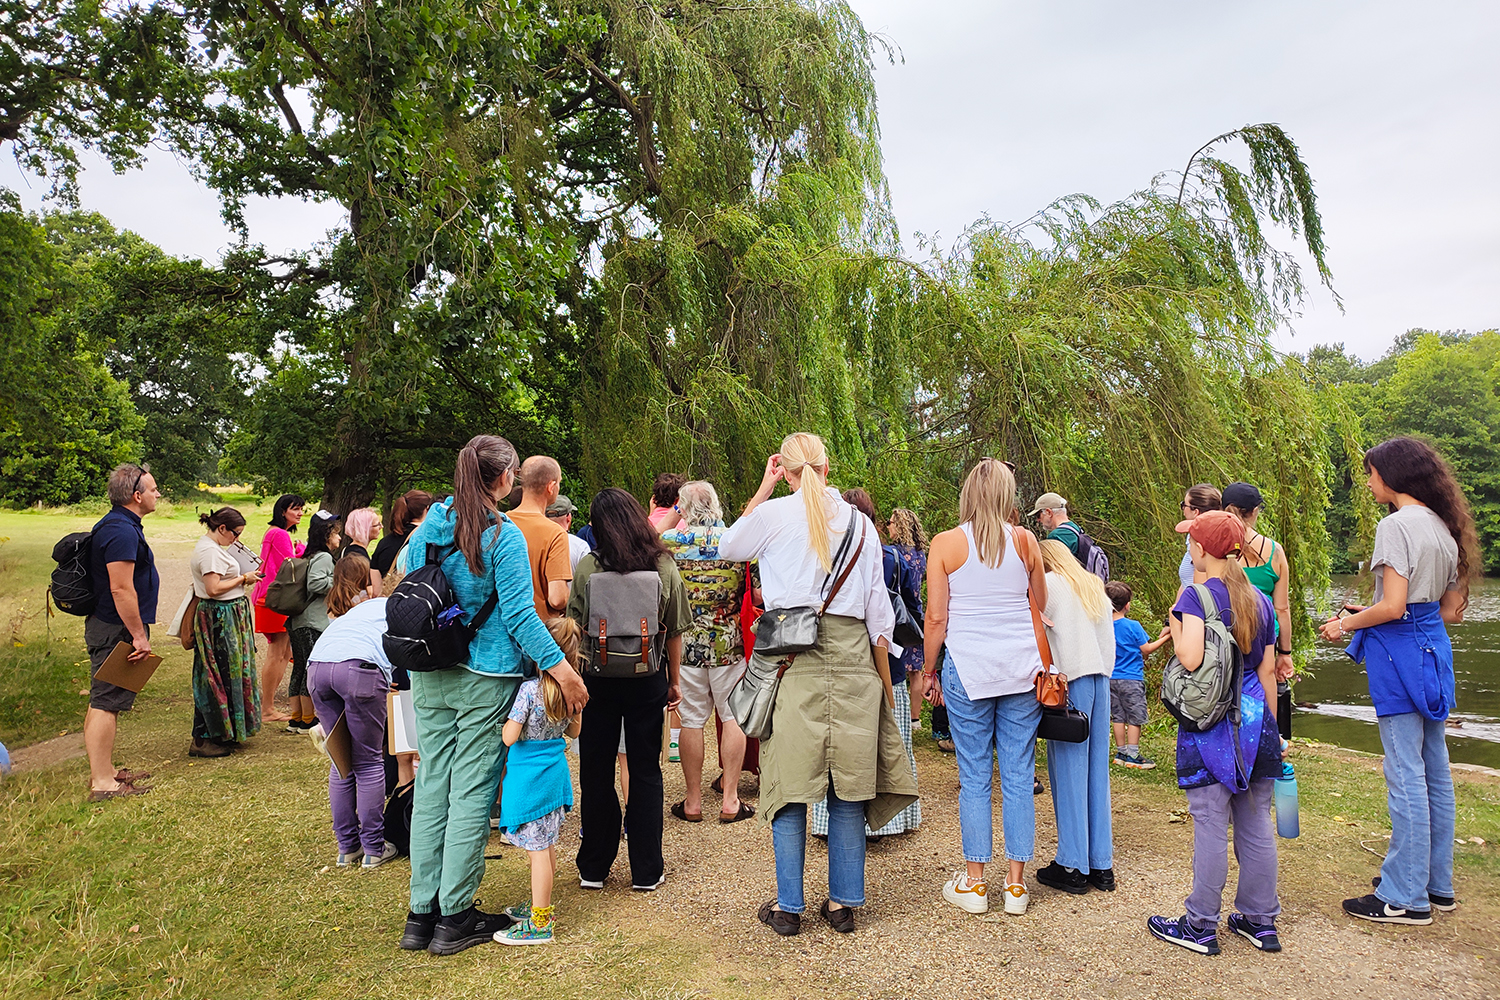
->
[780,432,835,572]
[1216,559,1265,653]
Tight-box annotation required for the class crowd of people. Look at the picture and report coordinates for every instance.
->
[73,430,1474,956]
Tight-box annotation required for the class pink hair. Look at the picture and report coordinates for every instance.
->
[344,507,381,546]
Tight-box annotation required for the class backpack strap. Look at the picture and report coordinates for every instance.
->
[424,542,501,631]
[1190,582,1221,623]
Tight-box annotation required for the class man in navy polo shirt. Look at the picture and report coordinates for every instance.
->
[84,463,162,801]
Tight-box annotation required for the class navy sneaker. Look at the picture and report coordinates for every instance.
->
[1227,913,1281,952]
[1373,876,1456,912]
[1147,914,1220,955]
[1342,893,1432,925]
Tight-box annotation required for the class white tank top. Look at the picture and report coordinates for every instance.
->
[944,523,1042,699]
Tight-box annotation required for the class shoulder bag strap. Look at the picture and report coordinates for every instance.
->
[819,516,867,615]
[818,506,859,602]
[1013,527,1054,670]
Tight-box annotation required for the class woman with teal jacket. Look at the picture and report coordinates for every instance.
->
[396,435,590,957]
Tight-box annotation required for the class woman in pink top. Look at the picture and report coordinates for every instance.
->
[253,493,305,722]
[647,472,686,532]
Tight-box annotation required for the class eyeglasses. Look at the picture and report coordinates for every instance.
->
[1181,503,1199,512]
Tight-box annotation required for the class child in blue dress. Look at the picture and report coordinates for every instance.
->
[494,618,583,946]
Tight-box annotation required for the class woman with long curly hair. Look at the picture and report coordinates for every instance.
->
[1320,437,1478,926]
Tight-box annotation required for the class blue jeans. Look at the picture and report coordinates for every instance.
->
[1046,673,1114,872]
[943,655,1041,864]
[771,785,866,913]
[1376,712,1456,911]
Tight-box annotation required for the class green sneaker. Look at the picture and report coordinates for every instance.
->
[494,917,554,946]
[502,901,531,922]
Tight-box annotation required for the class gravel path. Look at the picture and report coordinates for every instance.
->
[571,736,1498,999]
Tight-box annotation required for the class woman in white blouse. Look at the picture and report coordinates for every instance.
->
[719,432,917,937]
[1036,538,1117,895]
[189,508,263,758]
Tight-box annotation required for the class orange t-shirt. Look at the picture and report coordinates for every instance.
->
[506,508,574,619]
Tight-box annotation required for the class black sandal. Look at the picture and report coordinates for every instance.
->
[670,800,703,823]
[719,801,756,824]
[758,900,800,936]
[820,899,856,933]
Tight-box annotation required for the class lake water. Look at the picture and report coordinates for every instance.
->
[1295,575,1500,768]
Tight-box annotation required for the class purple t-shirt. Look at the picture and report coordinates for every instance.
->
[1171,579,1281,790]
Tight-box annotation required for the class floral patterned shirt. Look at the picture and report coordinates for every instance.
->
[662,523,745,668]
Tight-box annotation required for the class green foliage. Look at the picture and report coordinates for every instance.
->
[0,198,142,506]
[0,0,193,198]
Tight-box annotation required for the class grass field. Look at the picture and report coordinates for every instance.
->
[1,506,1497,1000]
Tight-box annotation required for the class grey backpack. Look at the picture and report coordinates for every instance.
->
[1160,583,1243,733]
[585,569,664,678]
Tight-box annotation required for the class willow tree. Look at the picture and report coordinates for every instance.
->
[902,125,1340,631]
[572,0,921,503]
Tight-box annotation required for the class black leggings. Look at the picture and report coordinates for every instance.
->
[288,626,320,698]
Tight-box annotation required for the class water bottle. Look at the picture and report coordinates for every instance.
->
[1274,762,1299,838]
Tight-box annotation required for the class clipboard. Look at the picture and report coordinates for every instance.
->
[93,642,163,694]
[324,712,354,779]
[387,690,419,755]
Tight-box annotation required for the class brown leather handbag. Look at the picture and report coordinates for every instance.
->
[1014,528,1066,708]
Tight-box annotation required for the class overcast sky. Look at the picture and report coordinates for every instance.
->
[4,0,1495,360]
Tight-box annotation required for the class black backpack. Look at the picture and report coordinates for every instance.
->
[1072,529,1111,583]
[50,532,97,616]
[382,543,498,673]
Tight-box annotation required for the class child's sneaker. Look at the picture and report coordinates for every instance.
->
[503,901,532,922]
[1227,913,1282,952]
[1112,748,1133,767]
[1131,751,1156,770]
[1147,914,1220,955]
[942,872,989,914]
[494,917,554,946]
[1002,882,1029,915]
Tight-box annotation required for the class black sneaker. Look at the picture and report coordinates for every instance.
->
[399,909,439,950]
[1086,868,1116,892]
[1373,876,1456,912]
[1342,893,1432,925]
[427,905,515,955]
[1035,861,1090,894]
[1033,776,1045,795]
[1227,912,1281,952]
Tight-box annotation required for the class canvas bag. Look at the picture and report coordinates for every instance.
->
[1160,583,1244,733]
[584,569,664,678]
[263,555,312,616]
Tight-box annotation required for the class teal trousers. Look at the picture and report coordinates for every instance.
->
[408,668,520,915]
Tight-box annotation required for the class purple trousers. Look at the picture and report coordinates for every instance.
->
[1184,778,1281,926]
[309,659,389,857]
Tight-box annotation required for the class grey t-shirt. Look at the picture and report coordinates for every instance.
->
[1370,504,1459,604]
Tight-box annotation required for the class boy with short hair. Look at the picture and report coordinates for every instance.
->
[1104,581,1170,769]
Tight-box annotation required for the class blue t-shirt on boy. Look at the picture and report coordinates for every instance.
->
[1111,617,1151,682]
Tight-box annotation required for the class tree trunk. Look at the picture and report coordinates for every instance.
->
[321,421,380,515]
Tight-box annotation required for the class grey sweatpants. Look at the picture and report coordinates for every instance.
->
[1184,778,1281,926]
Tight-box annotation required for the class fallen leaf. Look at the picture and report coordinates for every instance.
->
[1469,837,1486,846]
[1333,815,1347,823]
[128,925,139,933]
[1329,791,1343,798]
[78,689,89,696]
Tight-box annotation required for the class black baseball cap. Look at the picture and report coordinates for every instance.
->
[1221,482,1263,511]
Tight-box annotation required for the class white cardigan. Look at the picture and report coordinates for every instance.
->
[1042,571,1116,681]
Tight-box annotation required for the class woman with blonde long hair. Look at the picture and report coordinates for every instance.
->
[720,432,916,937]
[924,459,1049,918]
[1035,539,1116,894]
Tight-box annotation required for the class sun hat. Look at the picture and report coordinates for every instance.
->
[1175,510,1245,559]
[1220,482,1264,512]
[545,494,578,517]
[1027,492,1068,517]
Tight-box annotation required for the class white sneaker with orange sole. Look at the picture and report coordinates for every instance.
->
[1003,882,1030,915]
[942,873,989,914]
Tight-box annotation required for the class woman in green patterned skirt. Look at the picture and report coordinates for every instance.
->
[189,508,263,757]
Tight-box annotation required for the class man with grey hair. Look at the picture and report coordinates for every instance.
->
[660,481,754,824]
[83,463,162,801]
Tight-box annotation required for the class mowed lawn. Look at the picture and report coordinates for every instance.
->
[1,507,1498,1000]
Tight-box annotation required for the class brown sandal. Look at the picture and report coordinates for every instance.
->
[114,768,152,784]
[719,801,756,824]
[88,784,151,802]
[670,800,703,823]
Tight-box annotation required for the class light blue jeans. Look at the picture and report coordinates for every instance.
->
[771,785,867,913]
[1375,712,1456,911]
[1046,673,1114,872]
[943,655,1041,864]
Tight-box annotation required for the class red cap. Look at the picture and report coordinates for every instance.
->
[1174,510,1244,559]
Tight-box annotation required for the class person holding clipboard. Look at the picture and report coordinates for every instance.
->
[82,464,162,801]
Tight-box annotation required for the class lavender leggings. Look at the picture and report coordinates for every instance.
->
[309,658,389,857]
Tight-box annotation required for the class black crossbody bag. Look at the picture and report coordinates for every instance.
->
[752,508,859,656]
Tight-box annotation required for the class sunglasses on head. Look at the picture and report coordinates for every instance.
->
[979,456,1018,473]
